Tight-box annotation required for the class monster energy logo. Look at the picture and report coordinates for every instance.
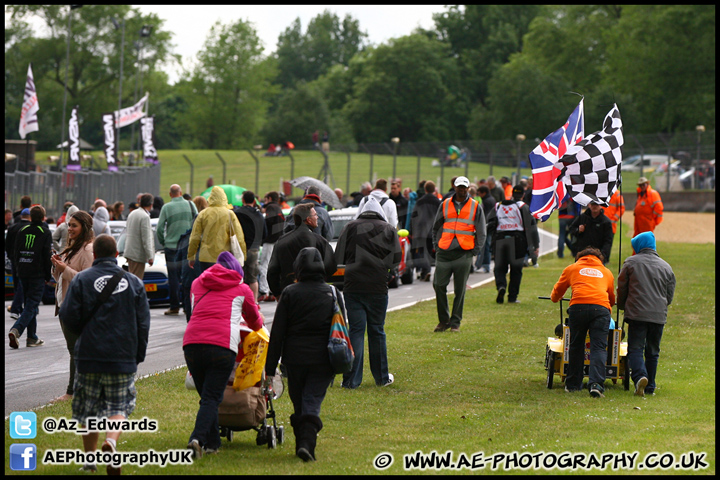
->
[24,234,36,249]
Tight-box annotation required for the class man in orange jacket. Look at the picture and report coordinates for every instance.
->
[551,246,615,398]
[633,177,663,237]
[431,176,486,332]
[604,189,625,235]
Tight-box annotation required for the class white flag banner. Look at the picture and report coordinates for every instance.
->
[19,63,40,139]
[115,93,148,128]
[141,115,158,164]
[66,105,82,171]
[103,112,119,171]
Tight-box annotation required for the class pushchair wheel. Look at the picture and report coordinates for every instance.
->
[267,426,277,449]
[277,425,285,445]
[256,427,267,445]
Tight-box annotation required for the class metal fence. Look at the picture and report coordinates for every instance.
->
[311,128,715,192]
[4,164,160,221]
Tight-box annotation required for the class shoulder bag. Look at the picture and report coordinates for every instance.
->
[327,285,355,374]
[227,210,245,266]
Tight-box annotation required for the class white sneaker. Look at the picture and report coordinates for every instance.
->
[380,373,394,387]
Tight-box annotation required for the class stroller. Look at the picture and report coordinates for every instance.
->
[217,324,286,448]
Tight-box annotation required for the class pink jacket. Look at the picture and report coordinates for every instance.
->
[183,263,262,353]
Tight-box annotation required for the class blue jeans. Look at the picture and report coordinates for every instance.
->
[184,344,236,451]
[342,292,390,388]
[474,237,492,271]
[558,218,573,258]
[9,265,24,314]
[12,277,45,340]
[626,320,664,394]
[566,304,611,391]
[164,248,181,310]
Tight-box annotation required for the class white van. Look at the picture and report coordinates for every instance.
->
[620,154,674,172]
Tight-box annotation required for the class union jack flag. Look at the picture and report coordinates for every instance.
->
[528,99,584,221]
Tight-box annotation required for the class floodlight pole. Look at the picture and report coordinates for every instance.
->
[59,6,75,170]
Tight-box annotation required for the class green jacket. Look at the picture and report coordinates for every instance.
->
[157,196,197,249]
[187,187,246,263]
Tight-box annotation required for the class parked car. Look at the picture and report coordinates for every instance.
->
[116,218,171,306]
[620,154,676,173]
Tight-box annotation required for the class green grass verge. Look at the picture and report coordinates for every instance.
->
[5,238,714,475]
[34,148,648,204]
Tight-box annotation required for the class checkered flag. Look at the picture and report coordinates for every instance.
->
[560,104,623,207]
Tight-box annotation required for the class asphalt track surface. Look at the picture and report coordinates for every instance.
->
[5,230,557,417]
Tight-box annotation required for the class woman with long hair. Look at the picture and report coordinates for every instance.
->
[51,210,95,402]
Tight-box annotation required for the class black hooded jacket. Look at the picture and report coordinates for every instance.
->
[265,247,345,374]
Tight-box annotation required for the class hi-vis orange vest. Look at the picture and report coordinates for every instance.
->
[439,197,478,250]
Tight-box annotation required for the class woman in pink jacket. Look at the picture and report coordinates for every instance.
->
[183,251,263,458]
[51,210,95,402]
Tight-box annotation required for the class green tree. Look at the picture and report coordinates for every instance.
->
[176,20,277,149]
[275,10,367,88]
[432,5,541,108]
[604,5,715,132]
[5,5,176,150]
[260,80,330,147]
[342,34,460,143]
[467,54,575,141]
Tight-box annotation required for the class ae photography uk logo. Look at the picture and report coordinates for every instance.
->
[10,444,37,471]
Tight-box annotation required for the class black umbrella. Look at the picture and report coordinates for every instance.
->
[288,176,344,209]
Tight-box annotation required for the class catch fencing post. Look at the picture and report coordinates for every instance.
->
[345,147,351,197]
[246,149,260,195]
[287,150,295,181]
[182,154,194,197]
[359,143,374,185]
[215,152,227,184]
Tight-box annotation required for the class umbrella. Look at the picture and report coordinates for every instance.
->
[56,138,95,149]
[200,184,247,207]
[288,176,344,209]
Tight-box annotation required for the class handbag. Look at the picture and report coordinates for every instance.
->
[227,210,245,266]
[327,285,355,374]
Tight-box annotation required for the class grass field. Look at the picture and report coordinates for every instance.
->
[5,231,714,475]
[34,148,650,204]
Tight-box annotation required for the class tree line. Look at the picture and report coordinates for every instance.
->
[4,5,716,152]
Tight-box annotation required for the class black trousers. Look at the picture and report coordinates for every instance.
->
[285,363,334,418]
[493,234,525,300]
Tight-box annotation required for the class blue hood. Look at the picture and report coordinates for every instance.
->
[631,231,656,252]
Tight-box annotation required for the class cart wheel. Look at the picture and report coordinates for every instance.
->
[623,358,630,391]
[267,426,277,449]
[546,351,556,389]
[277,425,285,445]
[256,427,267,445]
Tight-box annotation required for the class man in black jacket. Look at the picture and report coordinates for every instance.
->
[9,205,52,349]
[410,181,441,281]
[267,203,336,297]
[486,186,539,304]
[235,190,267,300]
[283,186,334,241]
[335,196,401,388]
[5,208,31,320]
[568,202,614,264]
[60,234,150,474]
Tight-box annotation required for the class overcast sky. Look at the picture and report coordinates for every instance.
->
[133,5,447,84]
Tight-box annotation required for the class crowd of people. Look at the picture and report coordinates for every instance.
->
[4,171,674,470]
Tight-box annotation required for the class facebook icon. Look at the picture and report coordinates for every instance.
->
[10,444,37,471]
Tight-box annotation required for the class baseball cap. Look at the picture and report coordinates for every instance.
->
[21,208,31,216]
[454,176,470,188]
[637,177,649,185]
[512,185,524,197]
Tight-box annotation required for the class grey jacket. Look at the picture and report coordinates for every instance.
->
[617,248,676,324]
